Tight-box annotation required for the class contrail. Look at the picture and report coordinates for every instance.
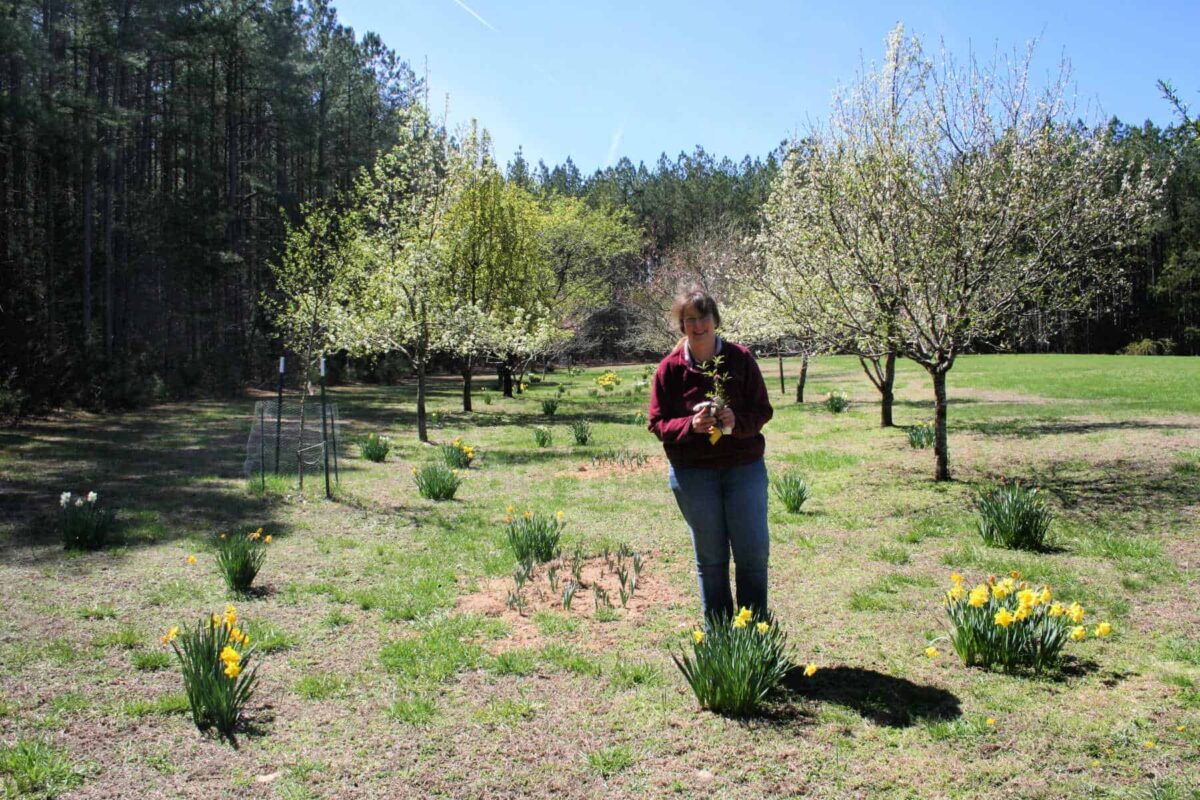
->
[605,127,624,167]
[450,0,495,30]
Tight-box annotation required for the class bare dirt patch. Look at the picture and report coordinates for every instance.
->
[456,551,689,650]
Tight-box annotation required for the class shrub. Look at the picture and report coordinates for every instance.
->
[441,437,476,468]
[214,528,270,596]
[1119,337,1175,356]
[673,609,794,716]
[359,433,391,462]
[504,507,564,565]
[532,426,553,448]
[941,572,1110,673]
[163,605,258,739]
[975,479,1052,550]
[59,490,116,550]
[771,472,810,513]
[541,399,559,417]
[907,422,936,449]
[569,419,593,445]
[411,464,462,501]
[824,391,850,413]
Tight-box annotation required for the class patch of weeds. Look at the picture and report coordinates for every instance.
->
[119,693,190,718]
[899,513,962,544]
[245,473,293,499]
[93,626,144,649]
[353,572,456,621]
[142,750,177,775]
[322,608,352,628]
[923,716,987,742]
[75,604,116,620]
[0,696,16,718]
[147,578,214,607]
[388,693,438,725]
[294,672,348,701]
[0,739,85,798]
[131,650,172,671]
[594,607,620,623]
[540,643,602,676]
[491,649,537,677]
[49,693,88,716]
[532,611,578,636]
[585,744,635,777]
[780,450,860,472]
[242,618,297,653]
[476,697,535,727]
[1171,449,1200,476]
[379,629,485,685]
[872,544,910,565]
[43,638,79,665]
[282,581,349,606]
[1176,688,1200,709]
[1160,637,1200,667]
[848,573,936,612]
[609,660,664,691]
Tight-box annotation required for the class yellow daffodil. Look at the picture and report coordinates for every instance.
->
[1039,587,1053,605]
[1070,626,1087,641]
[186,554,197,565]
[1178,725,1187,733]
[994,608,1015,628]
[734,608,753,625]
[756,622,770,634]
[1143,740,1155,749]
[1014,606,1031,622]
[692,630,705,644]
[1009,570,1021,580]
[224,662,241,679]
[219,645,241,664]
[555,511,564,522]
[264,535,272,544]
[1017,589,1036,609]
[985,717,995,726]
[161,626,179,645]
[211,613,222,628]
[732,617,748,629]
[523,510,532,520]
[950,572,964,585]
[968,585,989,607]
[410,466,418,476]
[1094,622,1111,638]
[804,664,818,677]
[947,584,967,603]
[1067,602,1085,624]
[992,583,1010,601]
[224,605,237,628]
[925,646,939,658]
[249,529,260,539]
[1048,602,1064,617]
[506,505,514,514]
[230,628,244,644]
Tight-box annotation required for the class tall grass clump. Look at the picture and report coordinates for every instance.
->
[673,609,796,716]
[359,433,390,462]
[975,479,1053,550]
[770,472,810,513]
[214,528,270,596]
[163,605,258,739]
[504,507,564,564]
[59,490,116,550]
[532,426,553,448]
[907,422,936,449]
[541,399,559,418]
[941,572,1110,673]
[411,464,463,501]
[569,419,593,445]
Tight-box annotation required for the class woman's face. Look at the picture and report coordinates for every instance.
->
[682,304,715,345]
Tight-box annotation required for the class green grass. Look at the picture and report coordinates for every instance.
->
[2,355,1198,798]
[0,739,85,798]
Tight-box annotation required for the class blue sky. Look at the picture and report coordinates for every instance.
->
[331,0,1199,174]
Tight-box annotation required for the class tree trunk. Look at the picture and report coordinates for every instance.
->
[416,357,429,443]
[795,354,808,403]
[777,351,785,396]
[881,351,895,428]
[500,362,513,398]
[461,357,472,412]
[931,367,950,481]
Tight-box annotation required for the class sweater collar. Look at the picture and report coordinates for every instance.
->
[683,336,724,369]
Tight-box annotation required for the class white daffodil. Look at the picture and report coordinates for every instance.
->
[60,492,71,508]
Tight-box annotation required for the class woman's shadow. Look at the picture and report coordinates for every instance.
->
[783,665,961,726]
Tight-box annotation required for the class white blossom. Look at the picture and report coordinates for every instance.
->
[60,491,71,508]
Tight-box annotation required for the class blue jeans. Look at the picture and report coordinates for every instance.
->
[668,458,769,620]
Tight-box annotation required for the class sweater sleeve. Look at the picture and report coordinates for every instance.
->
[731,350,773,438]
[648,363,695,443]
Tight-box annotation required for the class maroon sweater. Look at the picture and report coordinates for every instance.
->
[647,339,773,468]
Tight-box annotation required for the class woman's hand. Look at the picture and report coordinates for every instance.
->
[716,406,735,432]
[691,404,716,434]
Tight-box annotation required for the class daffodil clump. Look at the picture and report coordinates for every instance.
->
[214,527,270,597]
[441,437,477,469]
[59,490,116,550]
[412,464,463,501]
[595,370,621,391]
[824,390,850,413]
[673,608,795,717]
[975,478,1053,550]
[358,432,391,463]
[504,506,564,565]
[164,604,258,738]
[943,571,1112,673]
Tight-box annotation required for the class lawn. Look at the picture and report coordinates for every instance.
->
[0,354,1198,799]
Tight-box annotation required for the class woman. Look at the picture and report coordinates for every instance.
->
[647,287,773,621]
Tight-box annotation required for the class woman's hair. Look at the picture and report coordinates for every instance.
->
[670,286,721,333]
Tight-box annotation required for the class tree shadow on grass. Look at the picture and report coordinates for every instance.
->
[958,418,1184,440]
[1026,457,1200,517]
[783,665,961,727]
